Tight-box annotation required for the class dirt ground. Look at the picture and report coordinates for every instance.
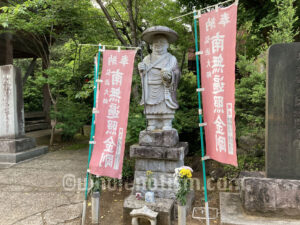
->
[84,170,236,225]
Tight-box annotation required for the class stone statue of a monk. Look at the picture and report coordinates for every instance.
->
[138,26,181,131]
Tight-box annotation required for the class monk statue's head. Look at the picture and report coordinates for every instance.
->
[152,34,169,55]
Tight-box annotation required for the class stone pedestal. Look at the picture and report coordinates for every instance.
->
[220,172,300,224]
[123,129,194,224]
[240,174,300,218]
[220,192,300,225]
[0,65,48,168]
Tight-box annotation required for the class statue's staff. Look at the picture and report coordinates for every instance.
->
[138,43,149,130]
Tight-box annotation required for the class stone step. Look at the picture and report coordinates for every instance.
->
[24,111,46,119]
[25,123,49,132]
[26,120,48,125]
[0,146,48,163]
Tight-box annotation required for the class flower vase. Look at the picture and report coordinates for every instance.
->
[91,192,100,224]
[178,204,186,225]
[145,191,155,203]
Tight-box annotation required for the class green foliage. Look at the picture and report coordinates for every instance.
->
[175,168,192,206]
[224,152,265,178]
[126,103,146,144]
[174,71,200,153]
[176,178,191,206]
[269,0,299,44]
[91,174,102,193]
[122,158,135,181]
[235,0,298,139]
[235,55,266,137]
[53,98,89,140]
[23,76,43,112]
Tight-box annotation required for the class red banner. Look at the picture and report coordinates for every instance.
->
[199,3,238,166]
[89,50,136,178]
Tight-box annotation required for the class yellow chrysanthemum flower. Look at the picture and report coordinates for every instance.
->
[179,168,192,178]
[146,170,153,176]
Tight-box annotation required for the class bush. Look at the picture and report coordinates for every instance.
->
[53,98,90,140]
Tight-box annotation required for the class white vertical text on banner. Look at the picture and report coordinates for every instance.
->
[199,3,238,166]
[89,50,137,178]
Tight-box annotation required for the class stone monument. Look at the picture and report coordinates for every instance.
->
[0,65,48,168]
[123,26,194,225]
[220,43,300,225]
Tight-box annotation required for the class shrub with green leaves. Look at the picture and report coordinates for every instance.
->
[53,98,89,140]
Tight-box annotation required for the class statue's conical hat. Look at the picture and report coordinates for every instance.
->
[141,26,178,44]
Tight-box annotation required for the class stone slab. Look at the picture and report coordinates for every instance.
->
[135,158,184,173]
[139,129,179,147]
[0,65,25,138]
[220,192,300,225]
[0,146,48,163]
[266,43,300,179]
[134,171,177,189]
[123,194,174,225]
[239,176,300,218]
[130,142,188,161]
[0,137,36,153]
[133,185,177,199]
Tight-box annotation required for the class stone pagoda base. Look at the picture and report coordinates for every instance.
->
[123,129,194,225]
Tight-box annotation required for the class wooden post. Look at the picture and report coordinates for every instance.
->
[0,33,13,66]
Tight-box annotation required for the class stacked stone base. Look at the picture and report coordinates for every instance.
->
[0,136,48,168]
[220,172,300,224]
[123,130,194,225]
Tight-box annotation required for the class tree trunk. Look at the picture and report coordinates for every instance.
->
[42,56,51,125]
[96,0,128,46]
[127,0,138,46]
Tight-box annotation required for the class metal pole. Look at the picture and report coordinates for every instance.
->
[193,12,210,225]
[81,45,102,225]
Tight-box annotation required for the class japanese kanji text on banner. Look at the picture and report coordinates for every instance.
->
[199,3,238,166]
[89,50,136,178]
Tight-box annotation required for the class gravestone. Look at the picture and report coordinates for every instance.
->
[266,43,300,179]
[0,65,48,168]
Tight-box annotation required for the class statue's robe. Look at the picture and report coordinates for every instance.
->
[140,52,181,117]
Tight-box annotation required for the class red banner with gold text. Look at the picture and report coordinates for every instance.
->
[199,3,238,166]
[90,50,136,178]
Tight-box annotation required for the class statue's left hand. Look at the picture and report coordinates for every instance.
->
[161,69,172,83]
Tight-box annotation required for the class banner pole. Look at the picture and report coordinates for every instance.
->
[193,11,210,225]
[81,45,102,225]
